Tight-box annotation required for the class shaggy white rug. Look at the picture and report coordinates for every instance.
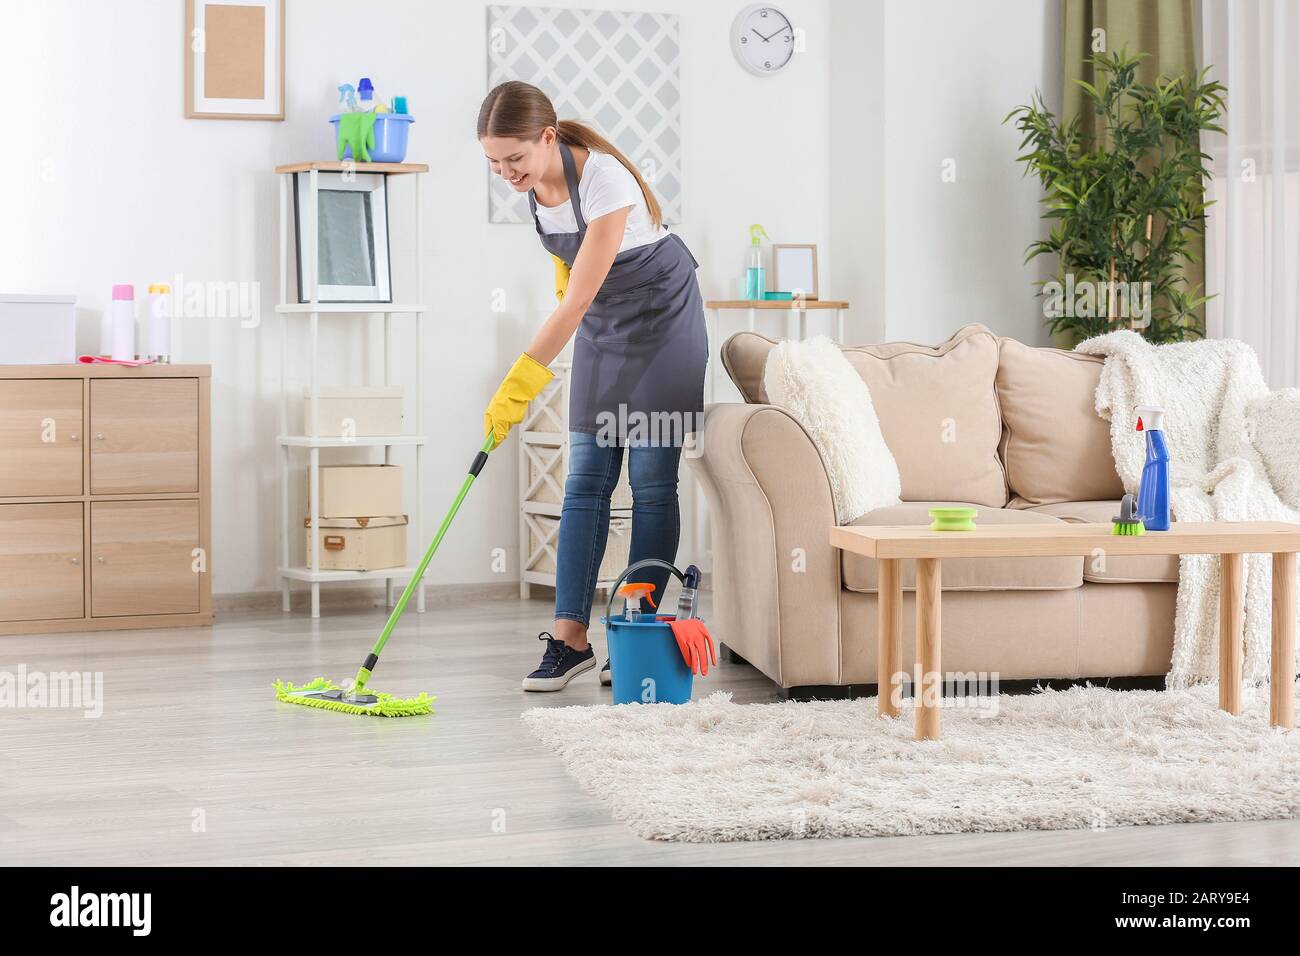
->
[522,686,1300,842]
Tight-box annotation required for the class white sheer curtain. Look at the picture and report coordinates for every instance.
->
[1201,0,1300,387]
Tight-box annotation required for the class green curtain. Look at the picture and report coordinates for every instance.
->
[1061,0,1205,334]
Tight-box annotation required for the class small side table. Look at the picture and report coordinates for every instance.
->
[703,299,848,402]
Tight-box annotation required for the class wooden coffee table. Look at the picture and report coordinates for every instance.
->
[830,522,1300,740]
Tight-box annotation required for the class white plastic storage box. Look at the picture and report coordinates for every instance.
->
[315,465,403,518]
[0,294,77,364]
[303,387,404,437]
[305,515,408,571]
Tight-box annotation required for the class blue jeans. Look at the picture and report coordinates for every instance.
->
[555,432,682,628]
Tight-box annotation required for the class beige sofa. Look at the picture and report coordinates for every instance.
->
[688,323,1176,692]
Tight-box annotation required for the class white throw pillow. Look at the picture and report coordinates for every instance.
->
[762,335,901,523]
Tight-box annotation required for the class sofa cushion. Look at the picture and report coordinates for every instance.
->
[841,502,1083,592]
[724,324,1008,507]
[996,339,1124,504]
[1018,500,1180,584]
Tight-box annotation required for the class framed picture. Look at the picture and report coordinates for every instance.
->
[772,243,820,300]
[293,172,392,303]
[185,0,285,120]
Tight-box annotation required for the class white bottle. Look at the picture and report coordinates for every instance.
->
[110,284,135,361]
[146,283,172,363]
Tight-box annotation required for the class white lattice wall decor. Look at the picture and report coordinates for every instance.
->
[486,4,682,224]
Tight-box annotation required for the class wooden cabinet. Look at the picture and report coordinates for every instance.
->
[0,379,83,496]
[90,379,198,494]
[91,500,200,617]
[0,503,83,621]
[0,365,211,634]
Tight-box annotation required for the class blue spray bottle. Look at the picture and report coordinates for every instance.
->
[1134,404,1170,531]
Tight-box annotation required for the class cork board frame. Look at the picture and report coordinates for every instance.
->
[185,0,285,120]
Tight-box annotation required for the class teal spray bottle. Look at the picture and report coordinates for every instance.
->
[745,224,770,300]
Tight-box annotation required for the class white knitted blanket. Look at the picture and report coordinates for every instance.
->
[1076,331,1300,686]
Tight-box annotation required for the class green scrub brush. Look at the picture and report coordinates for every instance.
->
[273,435,495,717]
[1112,493,1146,536]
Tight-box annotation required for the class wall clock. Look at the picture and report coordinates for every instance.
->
[731,5,795,76]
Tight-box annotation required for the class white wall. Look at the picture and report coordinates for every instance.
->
[0,0,831,597]
[830,0,1061,346]
[828,0,886,343]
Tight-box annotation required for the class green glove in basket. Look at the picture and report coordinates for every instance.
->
[337,112,377,162]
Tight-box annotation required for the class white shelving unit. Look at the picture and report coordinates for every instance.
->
[518,361,634,600]
[275,161,429,618]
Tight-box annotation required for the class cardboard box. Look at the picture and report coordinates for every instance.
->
[305,515,408,571]
[316,465,403,518]
[303,387,404,437]
[0,294,76,364]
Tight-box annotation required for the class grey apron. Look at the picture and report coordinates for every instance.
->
[528,143,707,444]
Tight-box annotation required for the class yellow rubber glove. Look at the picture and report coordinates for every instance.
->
[484,352,555,446]
[551,254,571,302]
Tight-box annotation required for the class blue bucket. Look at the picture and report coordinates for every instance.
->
[600,559,694,705]
[602,612,693,705]
[330,113,414,163]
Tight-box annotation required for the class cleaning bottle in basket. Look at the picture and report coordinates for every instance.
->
[1134,404,1170,531]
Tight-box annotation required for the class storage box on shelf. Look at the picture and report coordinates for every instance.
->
[0,295,77,364]
[275,160,430,618]
[518,361,633,599]
[0,364,212,634]
[305,515,408,572]
[302,387,404,437]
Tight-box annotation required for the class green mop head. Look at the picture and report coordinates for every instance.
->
[273,678,435,718]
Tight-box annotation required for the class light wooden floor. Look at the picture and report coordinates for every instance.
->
[1,594,1298,866]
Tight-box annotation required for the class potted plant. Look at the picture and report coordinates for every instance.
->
[1006,50,1226,344]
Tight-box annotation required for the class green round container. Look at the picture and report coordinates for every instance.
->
[929,507,978,532]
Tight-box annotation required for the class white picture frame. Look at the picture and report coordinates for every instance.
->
[772,243,819,300]
[185,0,285,120]
[293,172,392,304]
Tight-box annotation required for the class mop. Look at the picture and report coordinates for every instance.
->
[273,435,495,717]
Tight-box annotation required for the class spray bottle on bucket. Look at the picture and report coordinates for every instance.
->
[1134,404,1170,531]
[616,582,656,623]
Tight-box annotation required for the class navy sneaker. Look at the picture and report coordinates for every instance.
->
[600,659,612,686]
[522,632,596,692]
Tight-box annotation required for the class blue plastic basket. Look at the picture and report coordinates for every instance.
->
[330,113,414,163]
[600,560,693,705]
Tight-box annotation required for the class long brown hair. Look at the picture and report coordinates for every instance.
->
[478,80,663,228]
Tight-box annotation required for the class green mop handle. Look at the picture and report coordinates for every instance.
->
[352,434,496,694]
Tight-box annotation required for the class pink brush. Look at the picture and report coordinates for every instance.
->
[78,355,156,367]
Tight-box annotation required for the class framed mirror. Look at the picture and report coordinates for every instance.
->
[293,172,392,303]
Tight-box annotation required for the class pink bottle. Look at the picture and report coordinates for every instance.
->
[110,284,135,361]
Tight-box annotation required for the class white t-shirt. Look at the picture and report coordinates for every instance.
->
[533,149,668,253]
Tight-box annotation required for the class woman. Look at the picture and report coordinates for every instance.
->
[478,80,708,692]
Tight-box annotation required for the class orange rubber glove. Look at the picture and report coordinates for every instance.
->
[483,352,554,447]
[551,254,570,302]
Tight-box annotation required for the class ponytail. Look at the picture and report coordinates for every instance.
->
[478,80,663,228]
[556,119,663,229]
